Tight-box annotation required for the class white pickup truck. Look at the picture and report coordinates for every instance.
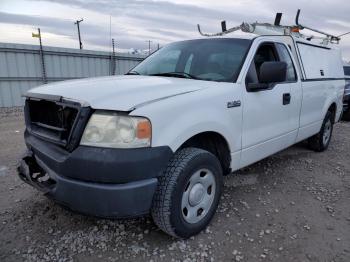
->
[18,34,345,238]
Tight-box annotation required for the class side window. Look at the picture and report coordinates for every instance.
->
[276,43,297,81]
[246,43,278,84]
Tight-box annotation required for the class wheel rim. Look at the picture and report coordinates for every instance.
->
[323,119,332,145]
[181,168,216,224]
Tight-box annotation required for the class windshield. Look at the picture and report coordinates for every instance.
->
[130,38,251,82]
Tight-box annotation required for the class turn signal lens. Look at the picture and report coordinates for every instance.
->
[137,120,152,139]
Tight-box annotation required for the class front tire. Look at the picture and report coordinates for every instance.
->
[151,147,223,238]
[308,111,333,152]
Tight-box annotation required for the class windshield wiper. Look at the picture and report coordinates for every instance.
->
[126,70,140,75]
[150,72,199,80]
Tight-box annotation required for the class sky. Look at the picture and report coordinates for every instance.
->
[0,0,349,60]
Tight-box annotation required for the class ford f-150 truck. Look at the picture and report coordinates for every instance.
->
[18,32,345,238]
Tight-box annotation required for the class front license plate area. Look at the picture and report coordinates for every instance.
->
[17,152,56,193]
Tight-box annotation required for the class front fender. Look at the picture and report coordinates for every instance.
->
[156,119,234,152]
[131,85,243,154]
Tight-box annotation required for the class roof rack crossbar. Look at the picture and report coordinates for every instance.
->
[197,9,349,45]
[274,13,282,26]
[295,9,340,43]
[221,21,227,32]
[197,23,241,37]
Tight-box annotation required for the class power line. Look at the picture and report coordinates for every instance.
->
[74,18,83,49]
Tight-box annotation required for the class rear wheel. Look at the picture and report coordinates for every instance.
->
[342,110,350,121]
[151,147,223,238]
[308,111,333,152]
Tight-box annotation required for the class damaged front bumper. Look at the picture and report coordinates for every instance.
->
[17,133,173,218]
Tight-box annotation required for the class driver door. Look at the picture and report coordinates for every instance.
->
[240,42,295,168]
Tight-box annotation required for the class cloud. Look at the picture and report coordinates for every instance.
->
[0,11,92,38]
[0,0,349,59]
[0,11,151,50]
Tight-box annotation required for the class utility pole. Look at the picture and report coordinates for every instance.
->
[74,18,83,49]
[146,40,152,55]
[32,28,47,84]
[111,38,116,75]
[157,43,160,50]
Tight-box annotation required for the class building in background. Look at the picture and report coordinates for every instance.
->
[0,42,145,107]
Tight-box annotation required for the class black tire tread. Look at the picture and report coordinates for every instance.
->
[151,147,211,238]
[308,131,323,152]
[342,110,350,121]
[308,111,333,152]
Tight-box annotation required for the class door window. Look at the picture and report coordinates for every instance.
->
[276,44,297,81]
[246,43,278,84]
[246,42,297,85]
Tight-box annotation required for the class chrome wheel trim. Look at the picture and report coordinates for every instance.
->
[181,168,216,224]
[323,119,332,145]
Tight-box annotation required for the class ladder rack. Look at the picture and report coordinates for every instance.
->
[197,9,348,45]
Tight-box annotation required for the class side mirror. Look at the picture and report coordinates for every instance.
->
[259,61,287,83]
[247,61,287,92]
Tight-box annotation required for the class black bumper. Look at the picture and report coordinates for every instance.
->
[18,133,173,218]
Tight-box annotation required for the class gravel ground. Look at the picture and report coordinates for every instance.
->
[0,112,349,262]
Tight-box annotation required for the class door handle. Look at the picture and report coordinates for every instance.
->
[283,93,291,105]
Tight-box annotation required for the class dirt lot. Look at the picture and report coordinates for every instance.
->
[0,111,349,262]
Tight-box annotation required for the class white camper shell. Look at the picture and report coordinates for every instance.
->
[18,12,346,238]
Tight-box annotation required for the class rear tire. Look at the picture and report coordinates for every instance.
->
[151,147,223,238]
[308,111,333,152]
[342,110,350,121]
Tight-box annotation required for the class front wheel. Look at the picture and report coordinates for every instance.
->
[308,111,334,152]
[151,148,223,238]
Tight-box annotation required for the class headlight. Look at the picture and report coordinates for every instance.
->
[80,111,151,148]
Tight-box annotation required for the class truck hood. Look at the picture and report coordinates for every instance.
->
[27,75,210,111]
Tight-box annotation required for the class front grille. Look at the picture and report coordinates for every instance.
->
[25,98,82,149]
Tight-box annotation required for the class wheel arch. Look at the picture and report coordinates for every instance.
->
[327,102,337,123]
[178,131,232,175]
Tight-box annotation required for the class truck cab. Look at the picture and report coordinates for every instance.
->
[18,33,345,238]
